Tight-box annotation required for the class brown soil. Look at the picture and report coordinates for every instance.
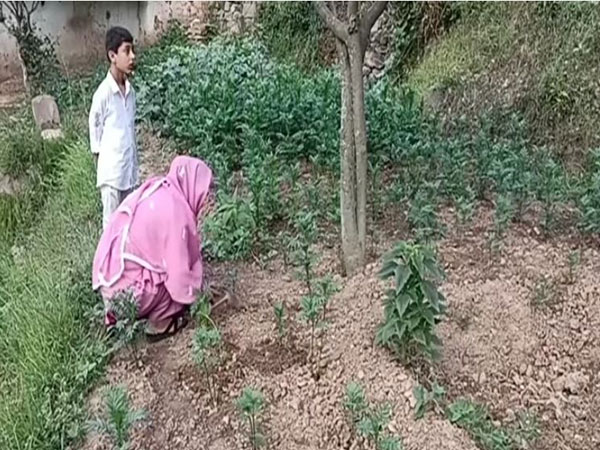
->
[80,202,600,450]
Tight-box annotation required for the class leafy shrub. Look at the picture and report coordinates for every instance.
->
[203,191,256,261]
[193,326,222,404]
[377,241,447,361]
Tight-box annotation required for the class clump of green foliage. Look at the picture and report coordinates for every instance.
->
[413,382,446,419]
[87,385,147,450]
[288,209,319,295]
[377,241,447,362]
[447,398,540,450]
[343,382,404,450]
[273,301,286,341]
[108,292,146,356]
[257,1,329,72]
[237,387,266,450]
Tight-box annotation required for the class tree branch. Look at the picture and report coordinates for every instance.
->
[315,1,349,44]
[361,1,387,33]
[359,1,387,51]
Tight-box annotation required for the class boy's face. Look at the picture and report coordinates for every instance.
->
[109,41,136,75]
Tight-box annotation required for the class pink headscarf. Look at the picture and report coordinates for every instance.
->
[92,156,213,305]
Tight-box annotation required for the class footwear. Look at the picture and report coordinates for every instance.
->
[145,314,189,343]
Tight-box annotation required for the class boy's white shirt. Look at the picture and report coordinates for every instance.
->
[89,71,139,191]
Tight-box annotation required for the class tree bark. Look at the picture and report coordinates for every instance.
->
[338,39,360,275]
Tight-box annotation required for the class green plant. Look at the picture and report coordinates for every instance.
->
[87,385,146,450]
[237,388,266,450]
[300,294,325,370]
[377,241,447,361]
[343,382,368,426]
[447,399,513,450]
[567,249,581,284]
[273,301,286,340]
[108,292,146,355]
[289,210,318,295]
[315,274,339,323]
[408,182,444,242]
[203,191,256,261]
[343,382,403,450]
[192,326,222,405]
[531,277,556,308]
[258,1,328,72]
[190,293,217,329]
[413,382,446,419]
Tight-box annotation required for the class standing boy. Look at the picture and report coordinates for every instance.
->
[89,26,138,229]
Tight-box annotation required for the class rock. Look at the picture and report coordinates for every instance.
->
[564,371,588,394]
[364,51,384,70]
[552,375,566,392]
[31,95,61,130]
[569,318,580,331]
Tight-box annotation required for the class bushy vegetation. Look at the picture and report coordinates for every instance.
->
[407,2,600,157]
[0,141,108,449]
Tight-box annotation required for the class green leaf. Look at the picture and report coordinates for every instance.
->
[394,294,411,317]
[394,265,411,292]
[421,281,440,310]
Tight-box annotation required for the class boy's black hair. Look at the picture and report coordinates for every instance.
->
[105,26,134,61]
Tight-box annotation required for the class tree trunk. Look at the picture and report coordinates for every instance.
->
[349,36,368,268]
[338,39,361,275]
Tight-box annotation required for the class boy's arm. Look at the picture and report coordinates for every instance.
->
[89,92,104,160]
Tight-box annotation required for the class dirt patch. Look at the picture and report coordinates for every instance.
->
[81,203,600,450]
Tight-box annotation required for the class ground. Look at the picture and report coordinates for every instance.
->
[81,155,600,450]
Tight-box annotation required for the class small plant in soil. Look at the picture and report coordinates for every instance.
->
[273,301,286,341]
[413,382,446,419]
[531,277,556,309]
[190,292,216,329]
[87,385,147,450]
[109,291,146,357]
[567,249,581,284]
[447,398,513,450]
[300,294,325,371]
[315,274,339,322]
[237,387,266,450]
[493,193,515,241]
[377,241,447,362]
[344,382,368,426]
[289,209,318,295]
[343,382,403,450]
[192,326,222,405]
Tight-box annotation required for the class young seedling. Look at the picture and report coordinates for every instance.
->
[273,301,286,341]
[87,385,146,450]
[413,382,446,419]
[315,274,339,323]
[290,209,318,295]
[343,382,403,450]
[300,294,324,372]
[343,382,368,427]
[567,250,581,284]
[190,292,216,329]
[237,387,266,450]
[192,326,222,405]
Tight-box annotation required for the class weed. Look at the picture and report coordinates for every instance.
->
[192,326,222,405]
[273,301,286,340]
[87,385,146,450]
[377,241,447,362]
[237,388,266,450]
[413,382,446,419]
[408,182,444,242]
